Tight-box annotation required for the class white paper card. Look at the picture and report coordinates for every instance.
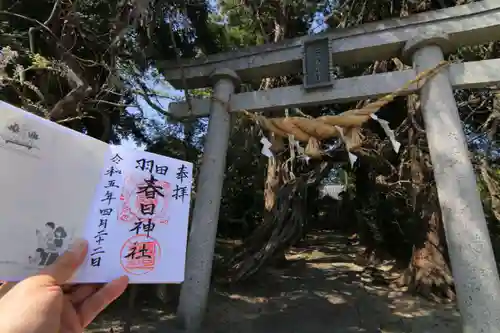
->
[0,101,193,283]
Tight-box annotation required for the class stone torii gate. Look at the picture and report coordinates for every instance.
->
[162,1,500,332]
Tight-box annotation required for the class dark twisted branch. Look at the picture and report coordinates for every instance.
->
[227,160,333,282]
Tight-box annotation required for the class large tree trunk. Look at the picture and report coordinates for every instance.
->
[392,186,455,301]
[226,161,332,282]
[402,196,455,301]
[393,94,455,301]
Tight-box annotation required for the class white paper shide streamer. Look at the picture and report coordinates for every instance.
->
[370,114,401,153]
[334,125,358,167]
[260,136,273,158]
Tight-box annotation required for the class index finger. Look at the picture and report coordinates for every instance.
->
[79,275,129,327]
[39,239,88,285]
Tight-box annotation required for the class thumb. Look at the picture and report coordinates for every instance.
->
[38,239,88,285]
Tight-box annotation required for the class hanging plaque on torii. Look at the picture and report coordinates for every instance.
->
[302,36,334,90]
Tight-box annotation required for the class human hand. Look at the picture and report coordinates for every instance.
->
[0,239,129,333]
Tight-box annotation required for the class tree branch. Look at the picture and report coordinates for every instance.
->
[28,0,61,52]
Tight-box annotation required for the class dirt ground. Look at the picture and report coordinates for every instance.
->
[87,232,461,333]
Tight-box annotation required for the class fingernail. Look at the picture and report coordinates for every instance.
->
[69,239,88,254]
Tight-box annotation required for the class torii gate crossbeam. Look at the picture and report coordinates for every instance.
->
[161,0,500,89]
[168,59,500,117]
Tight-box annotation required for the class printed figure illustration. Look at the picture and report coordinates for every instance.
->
[0,120,40,151]
[120,235,161,275]
[29,222,70,267]
[119,173,171,224]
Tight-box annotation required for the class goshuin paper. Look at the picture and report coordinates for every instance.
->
[0,101,193,283]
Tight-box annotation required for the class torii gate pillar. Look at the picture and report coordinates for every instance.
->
[403,34,500,332]
[177,69,240,331]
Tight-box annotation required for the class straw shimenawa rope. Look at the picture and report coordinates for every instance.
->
[242,60,449,158]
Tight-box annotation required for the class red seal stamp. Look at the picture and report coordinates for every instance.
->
[118,173,171,224]
[120,234,161,275]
